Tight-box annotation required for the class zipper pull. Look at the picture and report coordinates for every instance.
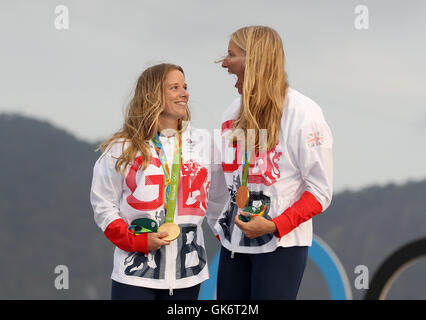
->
[169,288,174,296]
[231,251,235,259]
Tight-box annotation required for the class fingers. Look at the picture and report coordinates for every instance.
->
[155,232,171,245]
[147,232,171,251]
[158,231,169,239]
[234,212,251,232]
[234,213,262,239]
[235,211,254,227]
[156,232,171,245]
[234,213,245,229]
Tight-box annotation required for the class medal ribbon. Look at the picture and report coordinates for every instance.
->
[241,149,252,187]
[152,132,182,223]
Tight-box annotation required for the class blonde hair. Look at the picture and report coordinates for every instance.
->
[231,26,288,151]
[98,63,190,174]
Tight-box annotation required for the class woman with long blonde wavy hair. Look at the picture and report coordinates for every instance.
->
[211,26,334,299]
[90,63,228,300]
[98,63,190,173]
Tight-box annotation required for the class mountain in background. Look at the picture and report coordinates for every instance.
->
[0,113,425,299]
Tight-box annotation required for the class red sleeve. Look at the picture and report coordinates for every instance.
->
[104,219,149,254]
[272,191,323,238]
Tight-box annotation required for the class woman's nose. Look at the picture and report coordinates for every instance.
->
[221,57,229,68]
[181,88,189,98]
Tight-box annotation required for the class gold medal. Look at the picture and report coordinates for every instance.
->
[158,222,181,241]
[236,185,250,208]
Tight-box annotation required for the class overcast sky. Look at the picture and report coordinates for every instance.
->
[1,0,426,193]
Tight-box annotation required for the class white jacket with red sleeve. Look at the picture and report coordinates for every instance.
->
[90,124,228,290]
[213,88,334,254]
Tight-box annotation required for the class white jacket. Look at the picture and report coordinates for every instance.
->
[90,124,227,290]
[212,88,334,254]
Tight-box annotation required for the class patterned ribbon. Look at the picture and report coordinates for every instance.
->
[242,149,251,187]
[152,132,182,222]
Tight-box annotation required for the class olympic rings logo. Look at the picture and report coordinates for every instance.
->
[365,238,426,300]
[198,235,426,300]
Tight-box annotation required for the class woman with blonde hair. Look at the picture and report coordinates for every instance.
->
[212,26,333,299]
[90,63,227,300]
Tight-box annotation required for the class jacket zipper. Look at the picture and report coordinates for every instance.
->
[165,237,177,296]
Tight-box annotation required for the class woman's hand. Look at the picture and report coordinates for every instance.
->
[234,212,277,239]
[147,232,170,251]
